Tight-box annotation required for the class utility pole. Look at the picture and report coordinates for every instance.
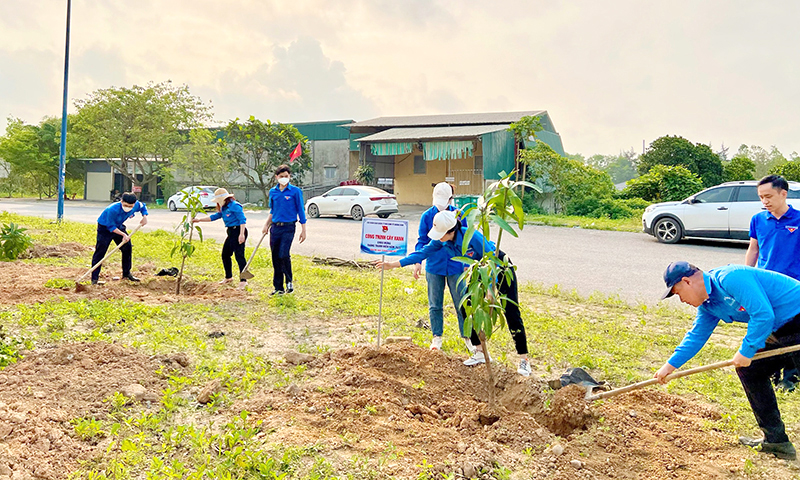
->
[57,0,72,222]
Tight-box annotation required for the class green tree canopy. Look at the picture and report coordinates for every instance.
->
[722,154,756,182]
[768,161,800,182]
[622,164,703,202]
[736,144,788,178]
[167,129,235,192]
[72,81,212,188]
[585,149,639,184]
[222,117,311,203]
[639,135,723,188]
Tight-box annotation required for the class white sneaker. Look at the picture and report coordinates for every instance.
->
[463,350,490,366]
[429,336,443,350]
[463,337,477,355]
[518,358,532,377]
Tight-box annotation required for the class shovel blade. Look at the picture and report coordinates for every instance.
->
[240,269,255,280]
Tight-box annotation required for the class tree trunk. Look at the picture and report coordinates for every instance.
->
[478,331,496,408]
[175,214,195,294]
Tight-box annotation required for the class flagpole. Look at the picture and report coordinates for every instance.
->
[57,0,72,222]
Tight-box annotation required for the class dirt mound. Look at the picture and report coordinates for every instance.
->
[0,262,249,305]
[0,342,174,480]
[25,242,91,259]
[237,344,798,479]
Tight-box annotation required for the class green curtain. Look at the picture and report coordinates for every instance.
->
[422,141,474,161]
[370,142,412,156]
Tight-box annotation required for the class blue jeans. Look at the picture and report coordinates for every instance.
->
[426,271,465,337]
[270,223,296,291]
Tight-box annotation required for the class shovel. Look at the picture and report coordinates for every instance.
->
[239,232,268,280]
[75,224,143,290]
[586,343,800,402]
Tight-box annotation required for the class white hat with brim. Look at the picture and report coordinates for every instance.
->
[432,182,452,205]
[212,188,234,205]
[428,210,458,241]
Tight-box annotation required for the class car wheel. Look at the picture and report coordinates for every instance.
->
[307,204,320,218]
[351,205,364,221]
[377,213,390,219]
[168,201,177,212]
[654,217,682,244]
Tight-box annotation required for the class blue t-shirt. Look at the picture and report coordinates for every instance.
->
[414,206,468,276]
[269,184,307,224]
[668,265,800,368]
[209,200,247,227]
[401,228,496,268]
[749,205,800,280]
[97,201,148,232]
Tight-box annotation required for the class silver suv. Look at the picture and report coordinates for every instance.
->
[642,180,800,244]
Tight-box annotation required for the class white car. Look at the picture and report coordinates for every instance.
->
[305,186,398,221]
[167,186,218,211]
[642,180,800,244]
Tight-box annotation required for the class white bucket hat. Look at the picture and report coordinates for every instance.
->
[428,210,459,241]
[212,187,234,205]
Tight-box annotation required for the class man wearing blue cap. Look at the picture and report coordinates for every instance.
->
[655,261,800,460]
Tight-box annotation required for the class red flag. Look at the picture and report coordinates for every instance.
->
[289,142,302,163]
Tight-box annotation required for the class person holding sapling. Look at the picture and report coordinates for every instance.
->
[192,188,248,288]
[262,164,307,295]
[377,210,532,376]
[92,192,148,285]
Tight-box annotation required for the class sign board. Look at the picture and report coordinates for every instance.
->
[360,218,408,256]
[377,177,393,186]
[459,180,470,186]
[132,185,142,193]
[445,176,455,182]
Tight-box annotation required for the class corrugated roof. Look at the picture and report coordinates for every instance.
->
[356,125,511,142]
[346,110,546,128]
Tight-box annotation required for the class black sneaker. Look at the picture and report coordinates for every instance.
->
[122,274,141,282]
[270,290,285,296]
[739,437,797,460]
[286,282,294,294]
[91,279,98,285]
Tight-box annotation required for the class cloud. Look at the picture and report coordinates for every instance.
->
[0,49,61,125]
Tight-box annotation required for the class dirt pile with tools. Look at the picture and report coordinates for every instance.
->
[0,262,248,305]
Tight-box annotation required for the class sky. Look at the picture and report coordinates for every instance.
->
[1,0,800,158]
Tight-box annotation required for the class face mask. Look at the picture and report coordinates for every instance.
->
[121,205,133,213]
[277,177,290,186]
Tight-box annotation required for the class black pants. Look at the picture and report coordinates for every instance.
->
[91,224,132,282]
[463,252,528,355]
[222,226,248,281]
[736,314,800,443]
[270,223,296,291]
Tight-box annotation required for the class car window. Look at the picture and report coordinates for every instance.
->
[201,187,216,194]
[735,186,760,202]
[694,187,733,204]
[342,188,359,196]
[360,187,389,196]
[789,189,800,199]
[326,188,344,196]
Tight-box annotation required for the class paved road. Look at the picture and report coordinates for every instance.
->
[0,198,748,304]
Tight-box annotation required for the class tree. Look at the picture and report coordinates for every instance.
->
[0,117,83,199]
[168,128,235,190]
[768,162,800,182]
[520,142,614,213]
[638,136,723,188]
[736,144,787,178]
[621,165,703,202]
[222,117,311,203]
[722,155,756,182]
[508,116,543,199]
[72,81,212,189]
[171,191,205,294]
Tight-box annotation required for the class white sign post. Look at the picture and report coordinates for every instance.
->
[360,218,409,346]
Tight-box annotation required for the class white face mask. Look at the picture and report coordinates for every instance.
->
[121,205,133,213]
[277,177,290,186]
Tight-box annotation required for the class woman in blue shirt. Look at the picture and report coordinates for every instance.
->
[193,188,248,287]
[377,210,532,377]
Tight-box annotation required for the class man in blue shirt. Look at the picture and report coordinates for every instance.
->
[746,175,800,390]
[411,182,471,353]
[262,164,307,295]
[92,192,148,284]
[656,261,800,460]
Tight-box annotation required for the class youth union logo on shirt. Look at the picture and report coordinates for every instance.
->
[285,196,291,200]
[787,226,798,233]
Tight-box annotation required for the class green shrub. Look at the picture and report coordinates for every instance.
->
[769,161,800,182]
[0,223,33,260]
[621,165,703,202]
[566,197,647,219]
[522,194,547,214]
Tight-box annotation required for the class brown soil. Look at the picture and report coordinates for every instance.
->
[0,342,175,480]
[235,344,798,479]
[24,242,91,259]
[0,262,248,305]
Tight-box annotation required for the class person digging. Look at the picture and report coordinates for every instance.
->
[91,192,148,285]
[656,261,800,460]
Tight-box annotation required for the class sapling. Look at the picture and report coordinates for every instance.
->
[171,192,205,294]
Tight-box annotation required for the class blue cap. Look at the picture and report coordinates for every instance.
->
[661,261,699,299]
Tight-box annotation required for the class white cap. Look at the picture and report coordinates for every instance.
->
[428,210,458,241]
[432,182,453,207]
